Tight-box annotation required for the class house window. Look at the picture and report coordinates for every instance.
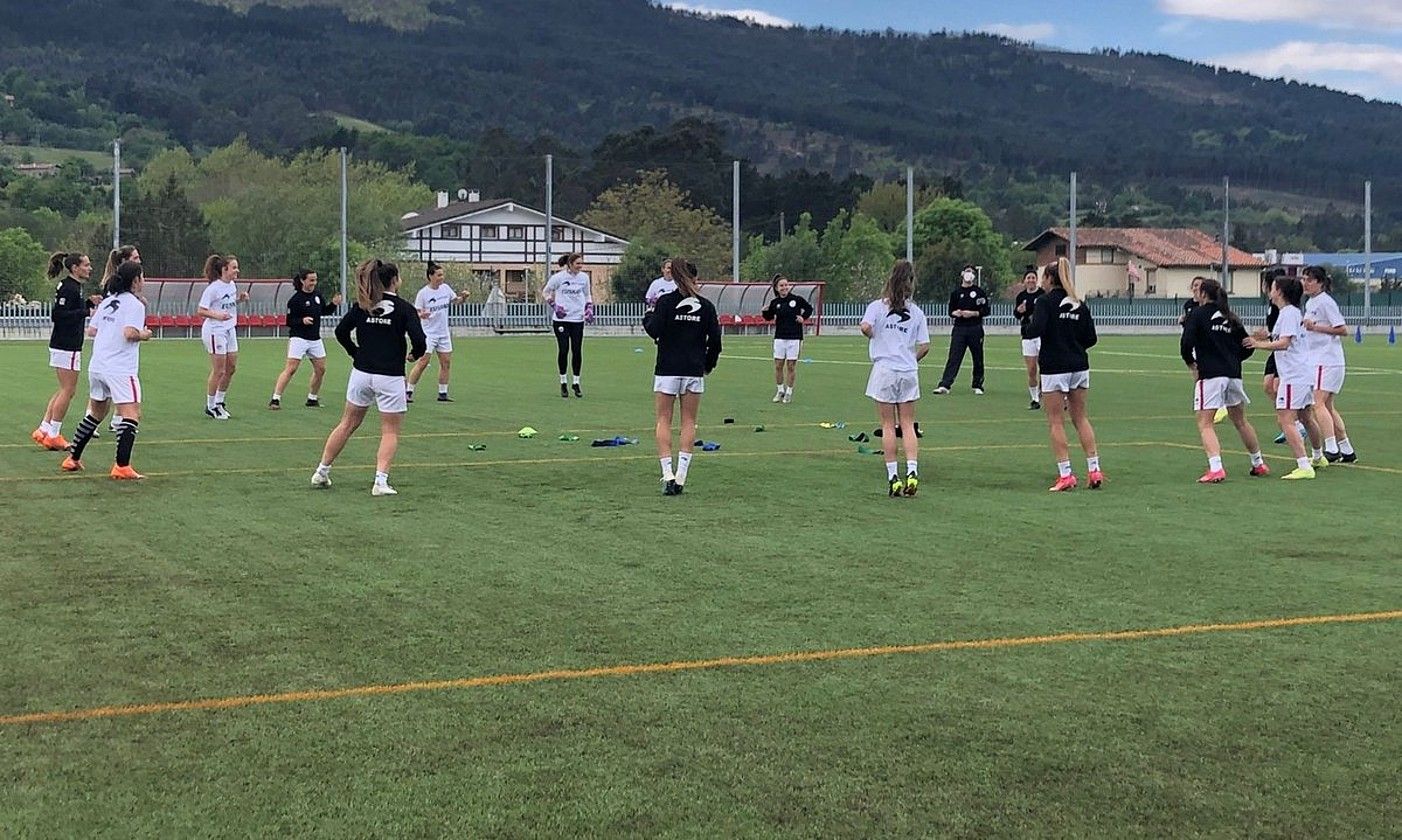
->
[1146,270,1157,295]
[441,224,462,239]
[1085,247,1117,265]
[507,225,527,241]
[479,224,499,240]
[552,225,567,242]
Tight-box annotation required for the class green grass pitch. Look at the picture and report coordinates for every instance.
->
[2,333,1399,836]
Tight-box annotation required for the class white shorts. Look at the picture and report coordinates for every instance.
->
[654,375,705,395]
[1313,365,1344,394]
[773,338,801,360]
[1275,381,1315,411]
[865,364,920,404]
[1021,338,1041,358]
[203,329,238,355]
[424,334,453,354]
[346,369,408,413]
[1041,370,1091,393]
[89,371,142,404]
[49,348,81,371]
[1194,377,1249,411]
[287,337,327,360]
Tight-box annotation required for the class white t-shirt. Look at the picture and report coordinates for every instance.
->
[544,270,592,322]
[89,292,146,377]
[645,277,677,308]
[1272,304,1311,383]
[415,284,456,337]
[1303,291,1346,368]
[862,299,929,372]
[198,279,239,332]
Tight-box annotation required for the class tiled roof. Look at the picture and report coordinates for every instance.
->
[400,198,512,230]
[1028,227,1265,268]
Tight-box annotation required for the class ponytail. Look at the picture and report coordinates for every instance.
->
[883,260,914,315]
[355,258,398,309]
[102,245,138,288]
[47,252,67,279]
[1274,274,1304,308]
[1198,277,1239,327]
[108,261,143,296]
[670,257,700,298]
[1043,257,1078,302]
[203,254,229,282]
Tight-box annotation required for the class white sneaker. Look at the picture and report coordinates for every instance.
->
[973,387,985,396]
[772,392,783,402]
[781,392,792,404]
[216,403,232,419]
[311,471,331,488]
[933,386,950,395]
[371,482,398,496]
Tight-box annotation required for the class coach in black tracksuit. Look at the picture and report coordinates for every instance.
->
[935,265,991,394]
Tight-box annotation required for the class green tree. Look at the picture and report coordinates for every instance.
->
[821,210,896,301]
[577,170,731,278]
[910,197,1011,301]
[857,181,942,233]
[740,212,824,283]
[0,226,49,299]
[124,174,212,277]
[611,239,672,301]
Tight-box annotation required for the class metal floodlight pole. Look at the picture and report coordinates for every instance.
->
[545,154,554,279]
[732,160,741,282]
[1222,176,1231,289]
[339,147,349,306]
[112,139,121,249]
[1068,172,1077,284]
[1364,180,1373,324]
[905,165,914,263]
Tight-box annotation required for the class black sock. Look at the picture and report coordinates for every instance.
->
[115,418,139,467]
[69,414,100,459]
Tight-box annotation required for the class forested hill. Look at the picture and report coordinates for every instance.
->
[3,0,1399,198]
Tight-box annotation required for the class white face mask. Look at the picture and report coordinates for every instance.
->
[962,271,975,284]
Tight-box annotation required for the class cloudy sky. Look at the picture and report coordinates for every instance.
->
[663,0,1402,103]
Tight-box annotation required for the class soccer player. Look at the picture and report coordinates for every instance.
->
[544,253,594,397]
[312,259,427,496]
[60,261,152,479]
[99,245,140,296]
[197,254,247,420]
[860,260,930,497]
[644,259,722,496]
[644,259,676,310]
[1301,266,1356,463]
[1027,257,1103,492]
[1179,276,1228,424]
[933,264,990,395]
[270,268,342,409]
[1246,274,1317,480]
[406,261,470,403]
[1180,277,1269,482]
[1013,266,1043,409]
[33,252,94,451]
[761,273,814,403]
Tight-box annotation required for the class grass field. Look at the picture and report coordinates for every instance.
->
[2,333,1399,836]
[0,144,113,168]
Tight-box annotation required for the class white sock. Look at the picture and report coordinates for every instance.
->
[572,375,581,385]
[406,385,415,395]
[1297,457,1311,471]
[906,460,918,476]
[374,471,389,486]
[1324,436,1338,452]
[438,384,449,395]
[44,420,58,436]
[307,393,318,401]
[785,386,793,395]
[1057,460,1073,478]
[1087,455,1101,473]
[660,458,674,481]
[1249,451,1264,467]
[776,384,785,394]
[1208,455,1223,472]
[559,374,567,384]
[272,392,282,401]
[1029,386,1039,401]
[1311,447,1323,459]
[886,461,899,480]
[1338,438,1354,455]
[207,394,217,410]
[675,451,693,484]
[214,390,226,405]
[315,462,331,476]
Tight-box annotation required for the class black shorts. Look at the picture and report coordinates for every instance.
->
[1264,353,1277,377]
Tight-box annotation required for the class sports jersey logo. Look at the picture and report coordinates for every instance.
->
[788,299,796,308]
[676,297,702,314]
[889,308,911,323]
[1059,298,1082,312]
[104,298,121,312]
[371,300,396,317]
[1211,311,1226,322]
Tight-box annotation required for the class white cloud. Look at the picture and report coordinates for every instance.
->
[982,22,1057,42]
[1160,0,1402,31]
[661,2,795,28]
[1213,40,1402,101]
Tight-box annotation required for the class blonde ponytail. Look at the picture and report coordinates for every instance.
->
[1057,256,1078,303]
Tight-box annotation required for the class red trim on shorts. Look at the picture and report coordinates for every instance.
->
[129,376,139,403]
[1316,365,1323,389]
[1197,379,1204,410]
[70,351,78,370]
[1286,384,1292,408]
[209,335,216,354]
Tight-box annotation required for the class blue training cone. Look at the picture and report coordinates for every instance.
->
[1390,325,1397,345]
[1355,325,1363,344]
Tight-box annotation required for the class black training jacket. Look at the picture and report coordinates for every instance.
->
[644,291,723,376]
[761,293,814,340]
[334,294,426,376]
[1180,302,1254,380]
[1028,288,1098,375]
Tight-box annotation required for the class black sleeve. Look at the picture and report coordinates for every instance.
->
[1179,309,1198,367]
[1234,321,1254,361]
[404,303,427,360]
[645,296,672,340]
[323,299,338,315]
[1027,296,1050,339]
[798,296,814,320]
[286,294,299,329]
[334,307,361,358]
[761,297,776,320]
[52,284,88,328]
[976,287,991,318]
[1079,303,1098,349]
[704,305,723,373]
[947,289,960,318]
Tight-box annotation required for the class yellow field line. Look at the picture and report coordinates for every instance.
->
[1149,441,1402,476]
[3,610,1396,727]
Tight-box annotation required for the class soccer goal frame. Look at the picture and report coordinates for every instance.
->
[697,281,826,336]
